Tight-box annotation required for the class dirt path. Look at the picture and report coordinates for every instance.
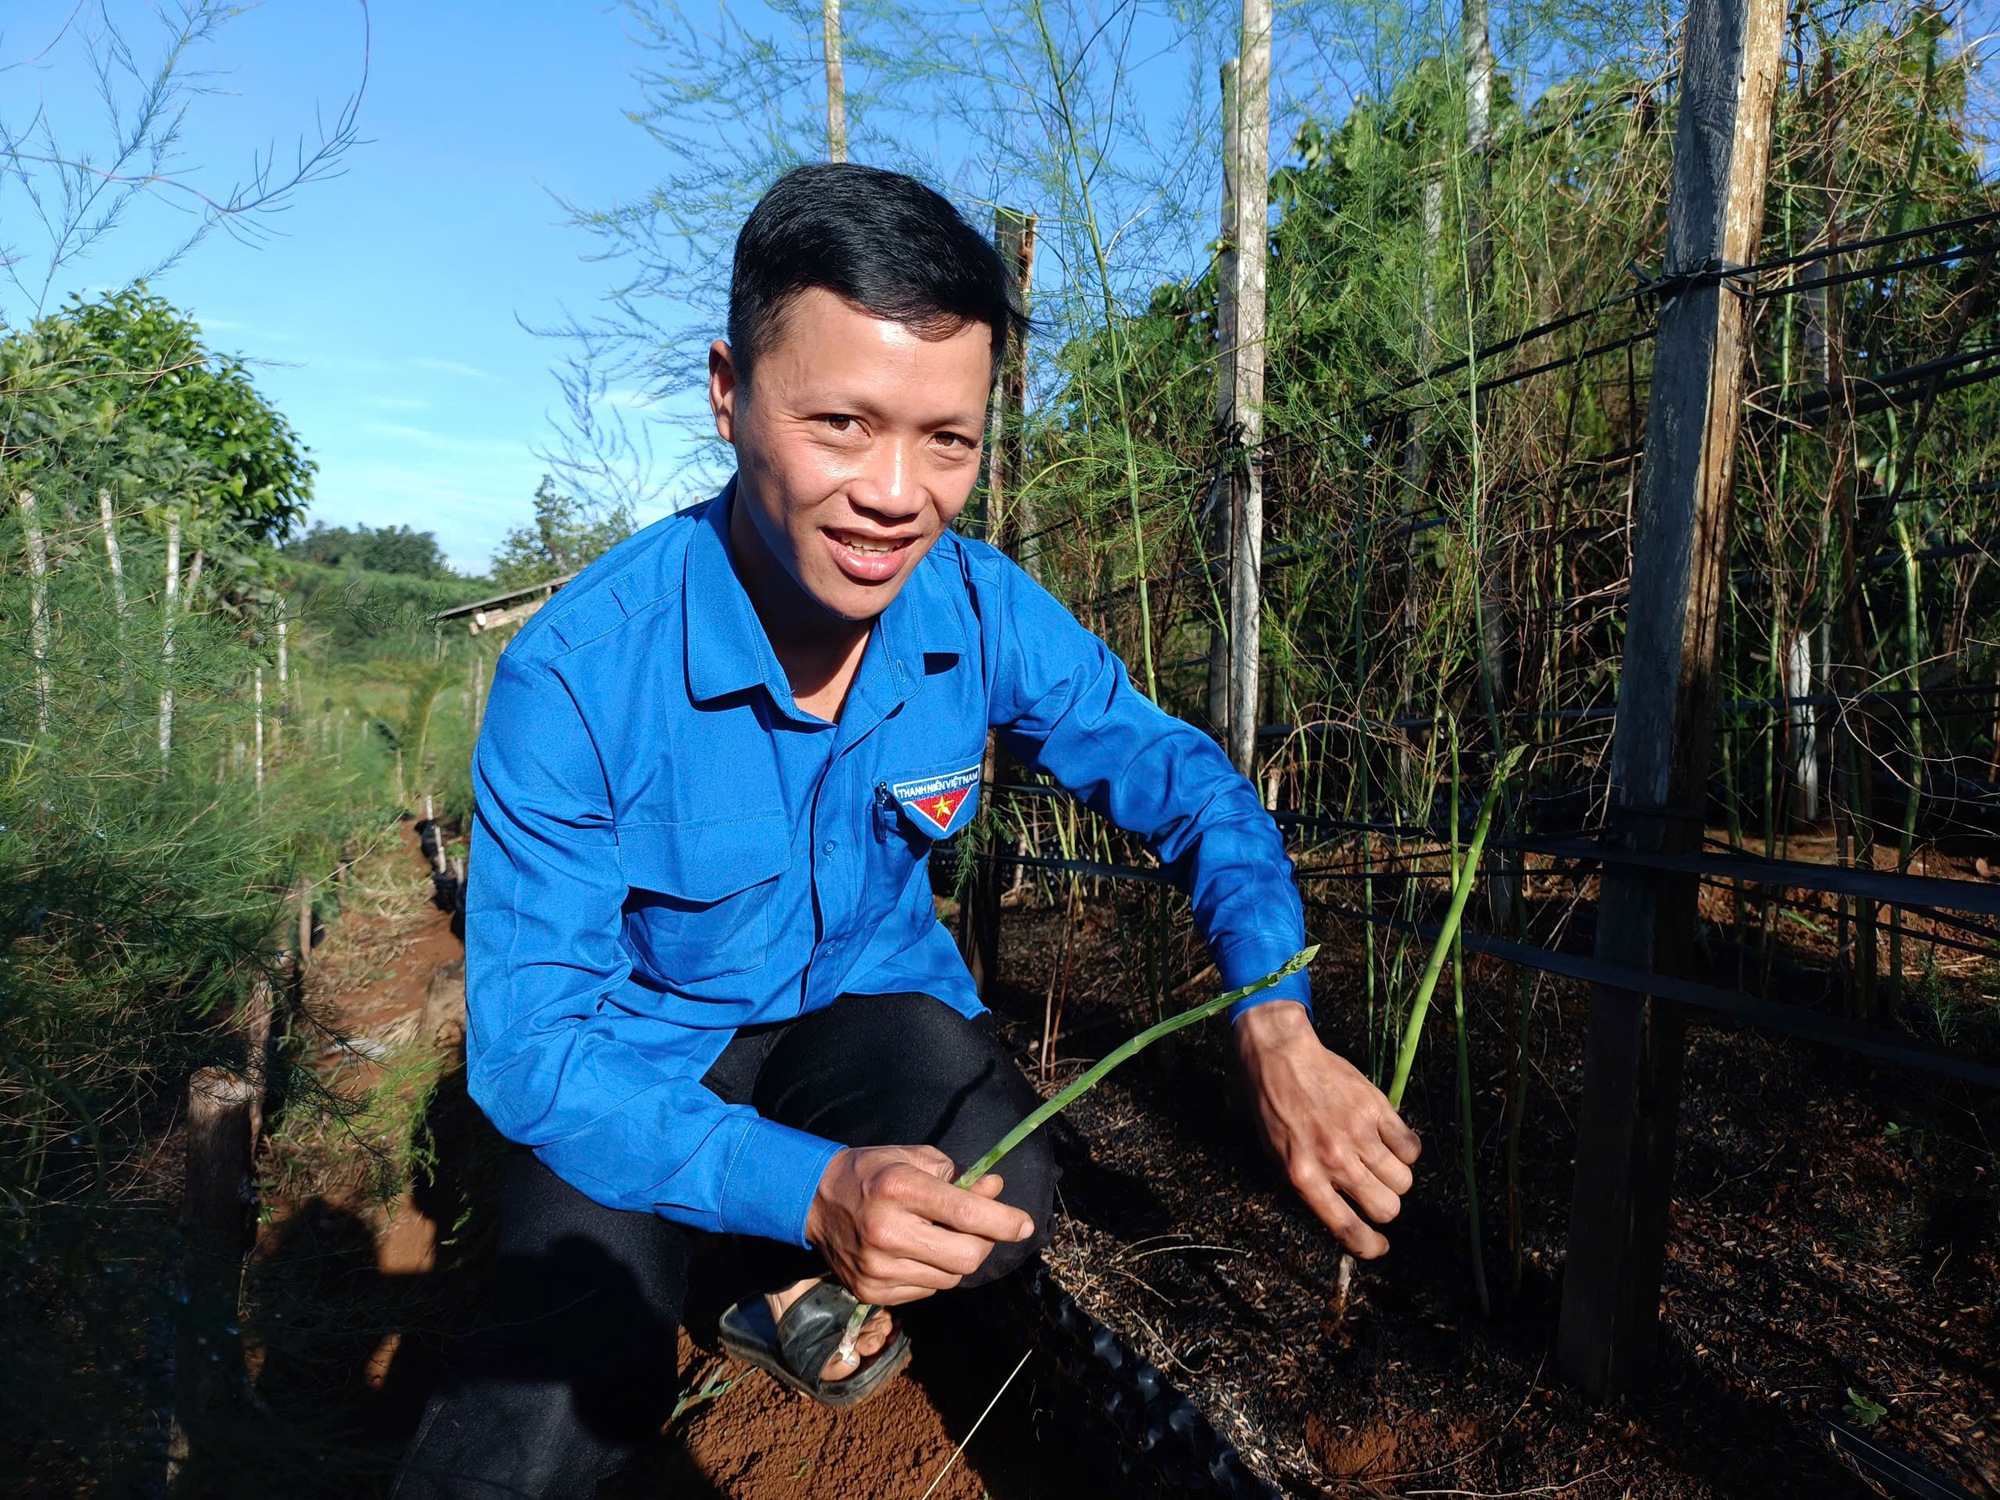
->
[260,821,1097,1499]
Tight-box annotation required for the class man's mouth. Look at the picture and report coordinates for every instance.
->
[824,528,918,583]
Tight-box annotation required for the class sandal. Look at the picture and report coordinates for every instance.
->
[716,1279,911,1409]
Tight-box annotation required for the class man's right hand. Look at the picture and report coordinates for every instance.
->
[805,1144,1034,1306]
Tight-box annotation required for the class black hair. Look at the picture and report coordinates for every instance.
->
[728,163,1027,385]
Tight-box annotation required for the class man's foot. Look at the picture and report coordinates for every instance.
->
[766,1277,893,1381]
[715,1278,912,1410]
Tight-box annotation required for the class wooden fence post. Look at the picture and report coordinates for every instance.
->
[241,978,274,1141]
[1208,59,1241,742]
[168,1067,258,1482]
[959,207,1035,1002]
[1556,0,1785,1400]
[253,666,266,813]
[182,1067,257,1247]
[160,512,180,769]
[983,208,1038,574]
[275,609,288,759]
[1226,0,1271,779]
[18,489,52,736]
[823,0,845,163]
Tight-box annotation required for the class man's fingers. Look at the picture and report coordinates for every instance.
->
[896,1170,1034,1245]
[852,1253,958,1303]
[906,1145,959,1181]
[1292,1172,1390,1259]
[966,1171,1006,1200]
[1379,1110,1422,1165]
[1360,1136,1415,1197]
[1335,1161,1402,1227]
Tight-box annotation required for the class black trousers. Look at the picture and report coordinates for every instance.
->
[394,992,1055,1500]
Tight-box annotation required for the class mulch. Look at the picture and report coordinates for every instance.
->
[986,887,2000,1498]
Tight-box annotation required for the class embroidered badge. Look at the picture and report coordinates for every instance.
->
[890,763,981,838]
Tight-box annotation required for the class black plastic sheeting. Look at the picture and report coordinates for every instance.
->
[1008,1259,1279,1499]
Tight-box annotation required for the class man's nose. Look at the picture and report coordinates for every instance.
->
[846,434,924,519]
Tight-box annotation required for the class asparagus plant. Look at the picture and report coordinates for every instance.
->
[835,944,1319,1365]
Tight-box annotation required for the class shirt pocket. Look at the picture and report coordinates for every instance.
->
[872,751,985,851]
[618,811,790,983]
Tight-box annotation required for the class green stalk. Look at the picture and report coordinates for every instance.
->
[956,945,1316,1187]
[1448,730,1490,1315]
[1386,743,1525,1111]
[1892,503,1923,1008]
[837,945,1318,1359]
[1026,0,1158,700]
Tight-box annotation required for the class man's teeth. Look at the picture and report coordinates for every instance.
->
[842,536,894,555]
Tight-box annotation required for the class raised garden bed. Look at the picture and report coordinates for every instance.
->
[987,891,2000,1498]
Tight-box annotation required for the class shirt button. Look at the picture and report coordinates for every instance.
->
[822,840,836,855]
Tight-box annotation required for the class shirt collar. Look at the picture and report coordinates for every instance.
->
[683,477,940,722]
[684,478,791,707]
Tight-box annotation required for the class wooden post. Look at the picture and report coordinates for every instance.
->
[296,881,314,976]
[253,666,266,813]
[169,1067,258,1482]
[1786,630,1817,820]
[18,490,52,736]
[241,978,274,1141]
[97,488,130,621]
[1226,0,1271,779]
[983,208,1038,574]
[180,1065,257,1246]
[274,609,288,759]
[1208,59,1241,742]
[957,208,1035,1002]
[823,0,846,162]
[1557,0,1785,1400]
[160,512,180,768]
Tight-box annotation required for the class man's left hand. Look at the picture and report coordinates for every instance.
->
[1233,999,1421,1258]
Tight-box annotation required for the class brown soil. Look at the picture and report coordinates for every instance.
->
[987,875,2000,1499]
[260,821,1104,1498]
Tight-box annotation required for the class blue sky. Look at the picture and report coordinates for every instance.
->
[3,0,1317,574]
[5,1,696,573]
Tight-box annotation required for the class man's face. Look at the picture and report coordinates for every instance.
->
[709,287,992,624]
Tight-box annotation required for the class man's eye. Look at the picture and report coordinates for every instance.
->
[821,414,855,432]
[936,431,977,449]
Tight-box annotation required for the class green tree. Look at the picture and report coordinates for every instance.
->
[491,476,636,590]
[284,521,452,578]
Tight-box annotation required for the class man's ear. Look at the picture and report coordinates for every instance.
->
[709,340,740,444]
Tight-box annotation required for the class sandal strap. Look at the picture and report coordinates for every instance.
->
[775,1279,863,1379]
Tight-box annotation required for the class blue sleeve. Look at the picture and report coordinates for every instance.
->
[983,560,1311,1018]
[464,651,841,1245]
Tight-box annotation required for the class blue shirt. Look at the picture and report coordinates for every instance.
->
[466,483,1310,1248]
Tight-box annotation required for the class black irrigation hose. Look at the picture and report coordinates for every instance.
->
[1010,1259,1281,1499]
[1825,1419,1986,1500]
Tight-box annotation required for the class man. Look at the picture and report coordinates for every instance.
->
[397,163,1419,1499]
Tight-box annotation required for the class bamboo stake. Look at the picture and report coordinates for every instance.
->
[254,667,265,815]
[823,0,846,162]
[97,488,129,620]
[296,882,313,977]
[18,490,52,736]
[275,610,287,759]
[1226,0,1272,776]
[160,513,180,768]
[1208,59,1241,742]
